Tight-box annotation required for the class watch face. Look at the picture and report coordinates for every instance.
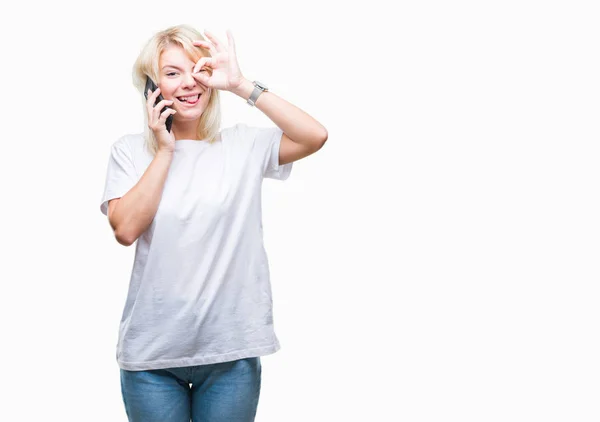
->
[254,80,268,91]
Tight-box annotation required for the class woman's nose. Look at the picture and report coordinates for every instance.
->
[181,72,196,88]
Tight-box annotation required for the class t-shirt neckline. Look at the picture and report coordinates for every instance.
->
[174,139,210,150]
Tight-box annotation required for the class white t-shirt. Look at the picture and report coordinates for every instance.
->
[100,123,292,371]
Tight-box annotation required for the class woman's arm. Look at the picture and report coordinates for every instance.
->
[231,78,328,161]
[108,149,174,246]
[191,31,327,165]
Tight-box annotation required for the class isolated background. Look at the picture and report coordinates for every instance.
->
[0,0,598,421]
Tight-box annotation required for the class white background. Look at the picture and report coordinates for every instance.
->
[0,0,598,421]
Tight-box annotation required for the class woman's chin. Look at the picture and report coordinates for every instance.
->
[173,109,204,122]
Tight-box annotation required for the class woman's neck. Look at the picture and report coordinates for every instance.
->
[172,120,201,140]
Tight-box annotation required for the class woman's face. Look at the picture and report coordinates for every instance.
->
[157,44,211,123]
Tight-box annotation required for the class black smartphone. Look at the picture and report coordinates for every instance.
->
[144,77,173,133]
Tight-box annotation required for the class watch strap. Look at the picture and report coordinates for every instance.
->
[247,81,268,106]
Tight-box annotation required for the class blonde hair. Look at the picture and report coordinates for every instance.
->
[132,24,221,155]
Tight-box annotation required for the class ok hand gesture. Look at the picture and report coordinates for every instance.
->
[191,29,245,92]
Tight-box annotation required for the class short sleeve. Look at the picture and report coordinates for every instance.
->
[245,124,293,181]
[99,139,138,216]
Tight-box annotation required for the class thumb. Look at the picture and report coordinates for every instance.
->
[192,71,211,86]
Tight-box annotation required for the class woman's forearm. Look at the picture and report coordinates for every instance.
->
[111,149,174,246]
[231,78,328,148]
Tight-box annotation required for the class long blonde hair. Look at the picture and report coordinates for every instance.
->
[132,24,221,155]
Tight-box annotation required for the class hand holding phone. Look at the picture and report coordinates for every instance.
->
[144,77,174,133]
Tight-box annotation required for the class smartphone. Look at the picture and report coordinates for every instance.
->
[144,77,173,133]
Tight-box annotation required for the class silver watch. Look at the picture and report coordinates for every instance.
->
[247,81,268,106]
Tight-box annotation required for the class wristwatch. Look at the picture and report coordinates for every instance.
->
[247,80,268,107]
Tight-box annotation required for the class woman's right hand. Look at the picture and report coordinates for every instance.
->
[146,88,177,152]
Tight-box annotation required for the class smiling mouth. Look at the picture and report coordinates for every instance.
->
[176,94,201,105]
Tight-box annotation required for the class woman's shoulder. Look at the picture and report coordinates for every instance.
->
[109,132,143,150]
[220,123,259,143]
[113,132,145,148]
[110,133,148,159]
[220,123,246,137]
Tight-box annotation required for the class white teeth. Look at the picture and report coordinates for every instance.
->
[178,94,200,102]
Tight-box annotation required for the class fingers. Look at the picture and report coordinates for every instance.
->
[153,99,173,116]
[197,29,234,54]
[203,29,224,51]
[157,107,177,125]
[146,93,175,129]
[226,29,236,53]
[192,56,214,74]
[192,71,210,86]
[193,39,217,56]
[145,87,162,110]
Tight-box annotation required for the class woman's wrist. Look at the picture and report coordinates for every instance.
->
[230,78,254,100]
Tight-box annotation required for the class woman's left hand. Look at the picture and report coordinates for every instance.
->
[192,29,245,92]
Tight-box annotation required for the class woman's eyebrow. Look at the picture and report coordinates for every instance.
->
[161,64,199,72]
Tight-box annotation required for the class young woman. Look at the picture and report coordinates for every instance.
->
[100,24,327,422]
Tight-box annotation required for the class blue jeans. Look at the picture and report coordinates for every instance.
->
[120,357,262,422]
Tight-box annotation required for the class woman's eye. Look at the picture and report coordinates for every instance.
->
[166,72,177,77]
